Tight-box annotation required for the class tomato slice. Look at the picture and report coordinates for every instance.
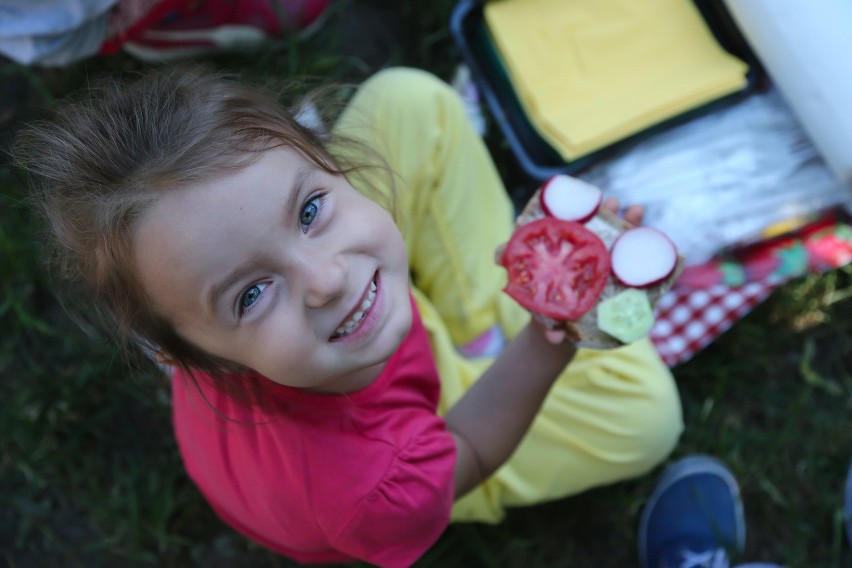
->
[500,218,610,320]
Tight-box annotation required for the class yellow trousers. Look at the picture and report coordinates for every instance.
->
[334,67,683,523]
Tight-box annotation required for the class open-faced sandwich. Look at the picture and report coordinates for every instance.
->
[499,175,684,349]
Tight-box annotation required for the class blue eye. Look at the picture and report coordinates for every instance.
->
[239,282,268,314]
[300,195,322,231]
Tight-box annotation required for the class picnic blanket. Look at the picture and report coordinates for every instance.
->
[650,209,852,366]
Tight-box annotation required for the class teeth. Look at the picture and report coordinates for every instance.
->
[334,277,377,338]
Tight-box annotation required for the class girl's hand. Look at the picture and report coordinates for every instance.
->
[528,312,580,345]
[602,196,644,227]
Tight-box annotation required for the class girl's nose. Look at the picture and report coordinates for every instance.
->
[302,253,347,308]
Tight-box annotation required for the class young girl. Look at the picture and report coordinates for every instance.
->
[16,65,682,567]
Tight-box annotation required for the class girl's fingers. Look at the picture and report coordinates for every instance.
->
[545,329,566,344]
[602,196,620,214]
[624,204,645,226]
[602,197,645,227]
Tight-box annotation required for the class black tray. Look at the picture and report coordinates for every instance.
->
[450,0,763,181]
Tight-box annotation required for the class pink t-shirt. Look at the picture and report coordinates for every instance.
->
[171,297,457,567]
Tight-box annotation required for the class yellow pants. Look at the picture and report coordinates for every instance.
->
[334,67,683,523]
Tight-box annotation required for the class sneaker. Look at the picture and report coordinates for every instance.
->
[123,0,331,62]
[845,459,852,548]
[639,455,746,568]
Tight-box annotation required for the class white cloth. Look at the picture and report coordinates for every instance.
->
[0,0,118,65]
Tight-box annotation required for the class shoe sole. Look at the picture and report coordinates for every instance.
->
[638,455,746,567]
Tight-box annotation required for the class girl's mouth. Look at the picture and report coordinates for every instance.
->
[331,273,378,340]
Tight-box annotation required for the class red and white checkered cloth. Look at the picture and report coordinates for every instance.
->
[648,208,852,366]
[646,208,852,366]
[649,278,781,367]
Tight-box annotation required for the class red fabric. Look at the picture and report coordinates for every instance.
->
[100,0,189,53]
[650,209,852,367]
[650,279,777,367]
[99,0,330,53]
[171,295,456,567]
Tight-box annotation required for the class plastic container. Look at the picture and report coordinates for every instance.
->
[450,0,762,181]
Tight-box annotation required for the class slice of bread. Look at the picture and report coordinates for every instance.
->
[510,187,683,349]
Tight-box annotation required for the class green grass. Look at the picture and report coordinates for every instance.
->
[1,1,851,566]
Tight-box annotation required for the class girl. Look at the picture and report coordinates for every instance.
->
[16,65,682,567]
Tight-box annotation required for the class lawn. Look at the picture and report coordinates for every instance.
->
[1,1,851,567]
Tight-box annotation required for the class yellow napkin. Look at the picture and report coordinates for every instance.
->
[484,0,750,160]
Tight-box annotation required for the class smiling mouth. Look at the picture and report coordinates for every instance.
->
[330,274,378,340]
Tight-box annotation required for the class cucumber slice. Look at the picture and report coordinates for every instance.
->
[596,289,655,344]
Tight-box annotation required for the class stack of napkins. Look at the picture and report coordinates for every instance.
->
[484,0,750,161]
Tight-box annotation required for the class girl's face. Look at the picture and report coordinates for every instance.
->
[133,147,412,393]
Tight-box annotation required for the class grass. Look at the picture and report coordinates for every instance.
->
[1,1,851,566]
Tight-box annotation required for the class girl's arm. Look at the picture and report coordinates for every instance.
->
[443,322,577,498]
[445,199,643,499]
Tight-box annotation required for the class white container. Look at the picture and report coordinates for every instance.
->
[723,0,852,184]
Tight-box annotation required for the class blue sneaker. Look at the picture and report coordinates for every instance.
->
[639,455,746,568]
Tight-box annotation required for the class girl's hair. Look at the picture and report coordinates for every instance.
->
[14,64,394,399]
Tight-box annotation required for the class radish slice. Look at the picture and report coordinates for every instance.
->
[539,175,603,223]
[610,227,678,287]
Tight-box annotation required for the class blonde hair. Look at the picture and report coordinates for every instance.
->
[15,64,394,398]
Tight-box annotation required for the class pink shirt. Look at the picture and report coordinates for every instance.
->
[171,297,457,567]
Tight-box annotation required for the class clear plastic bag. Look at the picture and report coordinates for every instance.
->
[581,87,852,265]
